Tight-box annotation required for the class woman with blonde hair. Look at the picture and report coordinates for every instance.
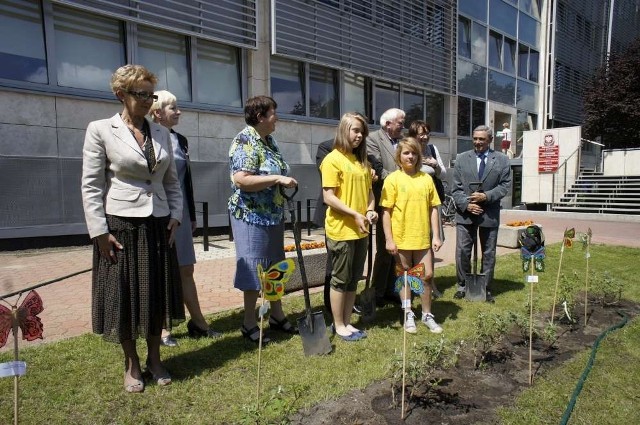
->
[320,112,378,342]
[149,90,222,345]
[81,65,184,392]
[380,137,443,334]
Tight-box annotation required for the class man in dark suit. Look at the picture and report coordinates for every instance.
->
[314,138,383,315]
[451,125,511,303]
[366,108,405,306]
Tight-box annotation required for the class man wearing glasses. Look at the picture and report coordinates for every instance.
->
[450,125,511,303]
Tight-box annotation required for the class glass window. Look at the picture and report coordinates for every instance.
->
[488,70,516,105]
[138,27,190,101]
[521,0,541,19]
[309,64,339,119]
[471,23,487,65]
[458,16,471,59]
[459,0,487,22]
[519,13,540,48]
[457,60,486,98]
[472,99,486,133]
[0,0,47,83]
[489,31,502,69]
[516,79,538,111]
[504,37,516,74]
[403,87,424,125]
[529,49,539,82]
[196,39,241,107]
[425,92,445,134]
[489,0,517,37]
[271,57,305,116]
[518,44,529,79]
[374,80,400,125]
[343,72,369,118]
[457,96,471,137]
[53,6,124,91]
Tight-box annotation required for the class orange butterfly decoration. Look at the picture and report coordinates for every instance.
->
[0,290,44,348]
[257,259,296,301]
[563,227,575,248]
[394,263,426,294]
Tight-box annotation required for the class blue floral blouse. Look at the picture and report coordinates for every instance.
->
[228,125,290,226]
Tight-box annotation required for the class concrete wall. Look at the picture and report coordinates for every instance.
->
[521,126,582,204]
[602,148,640,176]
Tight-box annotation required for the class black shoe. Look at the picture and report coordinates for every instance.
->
[352,304,363,315]
[486,292,495,304]
[187,320,222,338]
[453,290,466,299]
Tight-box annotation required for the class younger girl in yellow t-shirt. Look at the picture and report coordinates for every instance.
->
[320,112,377,342]
[380,137,443,334]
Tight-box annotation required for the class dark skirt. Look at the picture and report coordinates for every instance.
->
[92,214,185,343]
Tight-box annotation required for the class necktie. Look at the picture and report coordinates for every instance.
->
[143,128,156,173]
[478,153,486,179]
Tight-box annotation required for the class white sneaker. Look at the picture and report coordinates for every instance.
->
[404,311,417,334]
[422,313,443,334]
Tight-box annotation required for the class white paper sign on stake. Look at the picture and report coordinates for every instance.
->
[527,275,539,283]
[0,361,26,378]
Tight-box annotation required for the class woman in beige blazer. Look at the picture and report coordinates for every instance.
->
[81,65,185,393]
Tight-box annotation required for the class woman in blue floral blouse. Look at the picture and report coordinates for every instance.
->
[228,95,298,345]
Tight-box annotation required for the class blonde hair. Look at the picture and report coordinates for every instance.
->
[110,64,157,95]
[394,137,423,173]
[333,112,370,166]
[148,90,177,121]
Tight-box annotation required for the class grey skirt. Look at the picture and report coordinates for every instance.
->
[231,216,285,291]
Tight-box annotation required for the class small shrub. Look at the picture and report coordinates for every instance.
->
[471,312,509,368]
[591,270,623,305]
[240,385,307,425]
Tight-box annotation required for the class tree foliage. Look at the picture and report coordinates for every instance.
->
[583,37,640,149]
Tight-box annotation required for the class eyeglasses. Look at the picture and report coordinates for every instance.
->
[125,90,158,101]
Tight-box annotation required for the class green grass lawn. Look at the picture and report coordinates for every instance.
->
[1,244,638,424]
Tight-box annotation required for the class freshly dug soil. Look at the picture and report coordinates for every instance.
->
[289,300,638,425]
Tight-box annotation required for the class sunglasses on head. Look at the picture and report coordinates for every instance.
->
[126,90,158,101]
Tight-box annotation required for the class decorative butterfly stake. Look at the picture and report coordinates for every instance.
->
[394,263,425,295]
[577,228,593,326]
[254,259,295,410]
[0,290,44,425]
[551,228,574,325]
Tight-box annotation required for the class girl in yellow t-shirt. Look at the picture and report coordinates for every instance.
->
[320,112,378,342]
[380,137,443,334]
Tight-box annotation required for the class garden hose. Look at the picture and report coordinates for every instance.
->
[559,310,629,425]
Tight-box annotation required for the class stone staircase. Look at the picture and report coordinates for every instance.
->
[552,173,640,214]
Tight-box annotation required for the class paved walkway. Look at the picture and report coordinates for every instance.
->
[1,210,639,350]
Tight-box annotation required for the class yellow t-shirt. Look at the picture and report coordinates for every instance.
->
[380,170,441,250]
[320,150,371,241]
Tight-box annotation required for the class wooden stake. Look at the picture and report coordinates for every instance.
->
[584,243,590,326]
[528,256,535,385]
[550,242,566,325]
[401,271,408,420]
[12,307,19,425]
[256,295,266,411]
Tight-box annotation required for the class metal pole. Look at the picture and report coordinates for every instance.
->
[306,198,312,236]
[202,202,209,251]
[228,212,234,242]
[296,200,302,240]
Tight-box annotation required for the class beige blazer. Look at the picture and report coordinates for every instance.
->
[81,113,183,238]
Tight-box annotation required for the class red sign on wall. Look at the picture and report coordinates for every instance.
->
[538,134,559,173]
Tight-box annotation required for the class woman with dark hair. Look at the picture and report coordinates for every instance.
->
[407,120,447,298]
[81,65,184,393]
[228,95,298,345]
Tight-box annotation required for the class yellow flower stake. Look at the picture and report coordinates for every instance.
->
[578,228,593,326]
[551,228,574,324]
[254,259,295,410]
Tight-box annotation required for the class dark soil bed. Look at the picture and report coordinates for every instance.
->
[289,300,639,425]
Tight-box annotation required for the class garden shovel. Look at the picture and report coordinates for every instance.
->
[358,230,376,322]
[465,227,487,301]
[281,187,332,356]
